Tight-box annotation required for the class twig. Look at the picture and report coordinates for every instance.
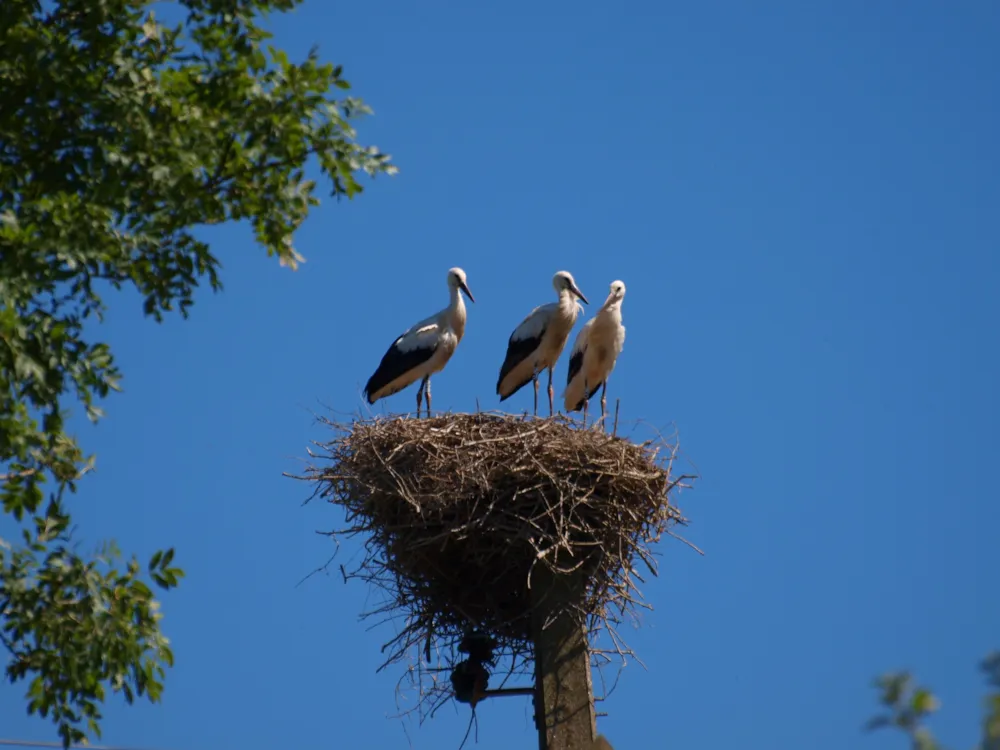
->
[458,709,477,750]
[0,468,37,481]
[666,530,705,556]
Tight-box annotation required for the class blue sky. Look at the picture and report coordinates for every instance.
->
[3,0,999,748]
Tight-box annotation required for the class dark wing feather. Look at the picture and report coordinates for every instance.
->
[496,329,545,399]
[364,336,438,403]
[566,349,584,388]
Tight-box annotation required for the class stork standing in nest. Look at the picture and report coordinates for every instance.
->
[564,280,626,424]
[496,271,589,416]
[364,267,475,417]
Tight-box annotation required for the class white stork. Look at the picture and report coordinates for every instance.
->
[364,267,475,417]
[564,280,626,424]
[496,271,589,416]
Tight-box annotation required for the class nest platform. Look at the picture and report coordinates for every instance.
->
[294,412,692,685]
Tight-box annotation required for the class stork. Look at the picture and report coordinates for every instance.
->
[564,280,626,425]
[364,267,475,417]
[496,271,589,416]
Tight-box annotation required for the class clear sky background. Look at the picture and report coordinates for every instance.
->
[2,1,999,748]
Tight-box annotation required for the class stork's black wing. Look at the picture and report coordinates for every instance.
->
[496,328,546,399]
[566,348,584,388]
[364,334,438,403]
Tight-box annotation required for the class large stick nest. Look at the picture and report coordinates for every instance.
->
[292,412,695,698]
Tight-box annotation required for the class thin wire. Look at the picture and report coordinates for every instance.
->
[0,739,163,750]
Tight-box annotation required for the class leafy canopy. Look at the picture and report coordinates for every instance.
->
[0,0,394,745]
[868,652,1000,750]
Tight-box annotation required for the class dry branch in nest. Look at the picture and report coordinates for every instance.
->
[289,412,695,717]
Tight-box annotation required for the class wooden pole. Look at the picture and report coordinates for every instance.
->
[530,565,597,750]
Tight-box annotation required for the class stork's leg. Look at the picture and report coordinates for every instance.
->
[600,381,608,428]
[416,378,426,418]
[582,378,589,427]
[425,377,432,417]
[533,374,539,417]
[547,367,554,417]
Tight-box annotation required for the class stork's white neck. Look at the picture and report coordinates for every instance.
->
[598,296,623,322]
[448,284,467,340]
[556,287,580,316]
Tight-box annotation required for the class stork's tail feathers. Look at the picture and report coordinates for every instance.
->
[497,368,535,402]
[564,379,603,413]
[563,379,584,413]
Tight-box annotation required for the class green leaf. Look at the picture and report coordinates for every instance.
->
[911,688,940,716]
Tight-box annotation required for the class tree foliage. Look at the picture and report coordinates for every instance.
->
[0,0,394,744]
[868,652,1000,750]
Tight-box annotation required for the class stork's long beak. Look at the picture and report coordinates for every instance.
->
[460,281,475,303]
[571,284,589,305]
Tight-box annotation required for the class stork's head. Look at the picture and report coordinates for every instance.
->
[448,267,475,303]
[552,270,589,304]
[605,280,626,307]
